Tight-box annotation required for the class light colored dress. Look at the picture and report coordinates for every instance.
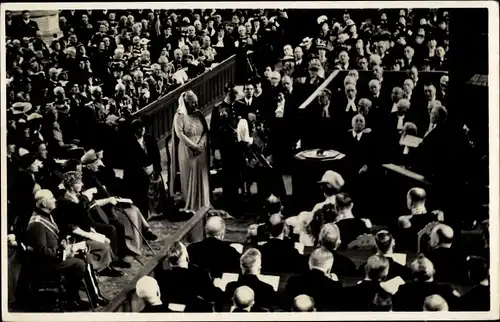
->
[173,112,211,213]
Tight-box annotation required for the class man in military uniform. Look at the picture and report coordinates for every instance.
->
[23,189,108,310]
[210,83,242,214]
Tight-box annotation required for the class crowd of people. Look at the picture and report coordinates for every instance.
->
[134,187,490,312]
[5,7,488,314]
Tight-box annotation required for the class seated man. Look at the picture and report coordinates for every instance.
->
[357,230,412,280]
[247,194,285,245]
[394,187,443,251]
[156,241,220,312]
[425,224,468,283]
[136,276,172,312]
[423,294,449,311]
[258,214,306,273]
[393,255,459,311]
[286,170,345,246]
[225,248,276,310]
[333,193,371,248]
[284,247,343,311]
[23,189,89,310]
[292,295,316,312]
[317,223,357,277]
[187,216,241,278]
[458,256,490,311]
[345,255,390,311]
[230,286,268,312]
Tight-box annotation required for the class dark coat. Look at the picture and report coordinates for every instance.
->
[187,237,241,278]
[424,247,468,283]
[284,268,344,311]
[156,265,222,311]
[344,280,386,311]
[393,281,459,311]
[225,273,276,310]
[457,284,490,311]
[8,169,37,240]
[258,238,307,273]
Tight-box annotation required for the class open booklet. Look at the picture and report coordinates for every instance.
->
[380,276,406,295]
[400,134,423,148]
[214,273,280,292]
[86,232,107,244]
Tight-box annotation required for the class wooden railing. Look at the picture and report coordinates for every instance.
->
[132,55,237,145]
[103,208,209,312]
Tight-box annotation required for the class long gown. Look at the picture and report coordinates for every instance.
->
[173,111,211,242]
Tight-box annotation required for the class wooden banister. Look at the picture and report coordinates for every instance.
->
[103,207,210,312]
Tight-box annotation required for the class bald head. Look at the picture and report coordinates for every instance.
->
[268,213,285,238]
[430,224,454,248]
[205,216,225,239]
[365,255,390,281]
[309,247,334,273]
[411,254,435,281]
[136,276,161,303]
[407,187,426,209]
[233,286,255,310]
[292,295,316,312]
[423,294,449,311]
[397,99,411,114]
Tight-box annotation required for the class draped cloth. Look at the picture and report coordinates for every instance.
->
[169,92,211,242]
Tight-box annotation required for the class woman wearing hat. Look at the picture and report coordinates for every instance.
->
[54,171,124,277]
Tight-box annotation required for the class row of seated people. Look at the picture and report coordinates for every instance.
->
[134,214,489,312]
[8,147,159,311]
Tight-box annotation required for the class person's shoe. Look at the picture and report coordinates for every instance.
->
[66,299,90,311]
[143,229,158,241]
[93,295,110,307]
[98,267,123,277]
[111,259,131,269]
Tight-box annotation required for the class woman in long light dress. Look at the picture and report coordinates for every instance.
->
[170,91,211,242]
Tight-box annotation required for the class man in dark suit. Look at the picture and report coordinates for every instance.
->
[425,224,468,283]
[187,216,241,278]
[156,241,221,312]
[340,114,376,181]
[358,231,412,280]
[333,193,371,248]
[225,248,276,310]
[210,83,241,213]
[317,223,357,277]
[394,187,443,251]
[458,256,490,311]
[17,10,39,39]
[136,276,173,312]
[393,255,460,311]
[234,83,258,121]
[258,214,306,273]
[23,189,88,310]
[345,255,390,311]
[284,248,343,311]
[123,119,163,220]
[335,83,360,134]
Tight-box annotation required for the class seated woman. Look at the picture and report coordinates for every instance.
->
[81,149,157,257]
[53,170,126,277]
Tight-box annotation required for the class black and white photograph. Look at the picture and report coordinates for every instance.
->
[1,2,498,320]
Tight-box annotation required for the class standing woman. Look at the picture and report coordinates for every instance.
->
[169,90,211,242]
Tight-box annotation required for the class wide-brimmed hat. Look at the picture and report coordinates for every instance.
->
[318,170,345,190]
[81,149,99,165]
[10,102,32,115]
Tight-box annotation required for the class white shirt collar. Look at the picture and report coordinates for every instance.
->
[411,205,427,215]
[245,97,252,105]
[352,131,362,140]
